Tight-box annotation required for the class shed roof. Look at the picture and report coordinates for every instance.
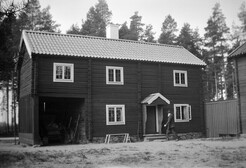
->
[20,30,206,66]
[229,42,246,58]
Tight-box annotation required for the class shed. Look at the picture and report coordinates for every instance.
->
[229,42,246,134]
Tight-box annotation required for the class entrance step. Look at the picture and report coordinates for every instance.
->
[143,134,167,142]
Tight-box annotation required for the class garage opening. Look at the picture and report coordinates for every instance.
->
[39,97,85,145]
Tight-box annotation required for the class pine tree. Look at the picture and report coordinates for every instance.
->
[128,11,144,41]
[158,15,178,45]
[37,6,60,32]
[230,22,241,49]
[141,24,156,43]
[0,1,22,81]
[177,23,203,59]
[66,24,81,34]
[0,0,26,133]
[204,3,230,100]
[80,0,112,37]
[119,12,145,41]
[238,1,246,33]
[18,0,41,30]
[119,21,130,39]
[18,0,60,32]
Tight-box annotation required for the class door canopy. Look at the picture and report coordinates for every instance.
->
[141,93,170,105]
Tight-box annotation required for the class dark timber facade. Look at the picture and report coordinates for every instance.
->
[229,42,246,134]
[17,30,206,145]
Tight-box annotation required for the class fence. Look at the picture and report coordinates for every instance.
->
[205,99,240,137]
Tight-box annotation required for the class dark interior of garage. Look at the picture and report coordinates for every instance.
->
[39,97,84,145]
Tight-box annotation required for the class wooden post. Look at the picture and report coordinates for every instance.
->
[80,100,87,143]
[142,104,147,135]
[6,80,9,133]
[157,105,163,134]
[234,60,242,134]
[158,63,162,93]
[32,95,40,144]
[32,56,40,144]
[87,59,92,141]
[137,62,142,138]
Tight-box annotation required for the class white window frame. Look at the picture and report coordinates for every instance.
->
[174,104,192,122]
[106,66,124,85]
[53,63,74,82]
[106,104,125,125]
[173,70,188,87]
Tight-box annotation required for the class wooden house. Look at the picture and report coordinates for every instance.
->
[17,25,206,145]
[229,42,246,134]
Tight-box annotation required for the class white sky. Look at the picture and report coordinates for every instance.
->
[38,0,245,38]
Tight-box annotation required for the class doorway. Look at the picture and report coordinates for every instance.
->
[39,97,84,145]
[146,106,157,134]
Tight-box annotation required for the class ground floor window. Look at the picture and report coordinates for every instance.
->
[106,105,125,125]
[174,104,191,122]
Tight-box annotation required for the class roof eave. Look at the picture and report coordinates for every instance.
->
[228,41,246,58]
[19,30,32,58]
[32,52,206,66]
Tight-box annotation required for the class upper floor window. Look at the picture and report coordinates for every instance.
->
[106,66,124,85]
[173,70,188,87]
[106,104,125,125]
[53,63,74,82]
[174,104,191,122]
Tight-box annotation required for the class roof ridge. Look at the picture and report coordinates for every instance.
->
[23,30,183,49]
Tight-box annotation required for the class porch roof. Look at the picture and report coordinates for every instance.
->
[141,93,170,105]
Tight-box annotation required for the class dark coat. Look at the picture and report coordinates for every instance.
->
[165,113,175,129]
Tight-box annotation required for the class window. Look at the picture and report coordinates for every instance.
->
[106,66,124,85]
[106,105,125,125]
[174,104,191,122]
[173,70,188,87]
[53,63,74,82]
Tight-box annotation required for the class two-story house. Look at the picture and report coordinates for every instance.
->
[17,25,206,145]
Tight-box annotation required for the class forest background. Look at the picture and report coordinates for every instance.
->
[0,0,246,134]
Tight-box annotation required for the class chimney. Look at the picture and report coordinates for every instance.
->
[106,23,119,39]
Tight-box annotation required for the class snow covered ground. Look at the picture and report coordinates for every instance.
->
[0,137,246,168]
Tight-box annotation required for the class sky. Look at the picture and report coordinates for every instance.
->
[38,0,245,38]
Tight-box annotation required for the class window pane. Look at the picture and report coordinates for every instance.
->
[108,69,114,82]
[175,73,180,84]
[176,107,181,119]
[116,107,122,122]
[108,108,115,122]
[181,106,187,120]
[56,66,63,79]
[64,66,71,79]
[115,69,121,82]
[181,73,185,84]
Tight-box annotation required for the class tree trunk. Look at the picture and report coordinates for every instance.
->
[6,80,9,133]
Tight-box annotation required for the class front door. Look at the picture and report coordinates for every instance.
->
[146,106,156,134]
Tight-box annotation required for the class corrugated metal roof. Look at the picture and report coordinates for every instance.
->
[20,30,206,66]
[229,42,246,58]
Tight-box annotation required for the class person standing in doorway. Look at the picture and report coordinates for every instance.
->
[164,110,179,141]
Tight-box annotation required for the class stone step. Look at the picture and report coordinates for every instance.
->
[143,134,167,142]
